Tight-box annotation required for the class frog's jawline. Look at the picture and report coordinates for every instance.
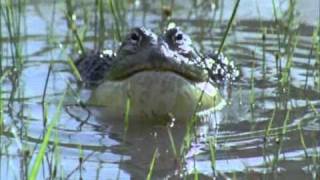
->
[90,71,222,121]
[107,63,207,83]
[111,69,197,82]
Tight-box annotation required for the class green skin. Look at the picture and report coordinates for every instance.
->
[89,27,224,121]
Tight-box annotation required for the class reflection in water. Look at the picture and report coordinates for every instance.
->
[90,106,223,179]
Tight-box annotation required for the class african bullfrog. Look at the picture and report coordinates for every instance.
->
[75,26,239,121]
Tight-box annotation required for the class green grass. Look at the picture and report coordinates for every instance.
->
[0,70,8,131]
[95,0,106,49]
[249,58,256,124]
[41,64,52,127]
[52,127,62,179]
[124,95,131,133]
[108,0,125,42]
[217,0,240,54]
[298,119,308,157]
[28,90,66,180]
[1,0,25,71]
[146,148,158,180]
[313,25,320,91]
[0,1,2,74]
[193,167,199,180]
[65,0,86,55]
[178,0,241,176]
[271,109,290,173]
[67,57,82,82]
[167,126,178,158]
[264,108,276,139]
[209,137,216,176]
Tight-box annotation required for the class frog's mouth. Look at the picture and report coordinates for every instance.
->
[106,44,208,82]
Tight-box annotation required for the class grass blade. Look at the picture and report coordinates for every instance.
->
[217,0,240,54]
[28,90,66,180]
[124,95,131,133]
[209,137,216,177]
[146,148,158,180]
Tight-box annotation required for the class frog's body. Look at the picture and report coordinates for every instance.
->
[76,27,238,121]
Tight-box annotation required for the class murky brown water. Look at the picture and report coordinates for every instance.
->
[1,0,319,179]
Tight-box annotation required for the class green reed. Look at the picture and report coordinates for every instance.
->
[262,108,276,176]
[0,2,2,75]
[1,0,26,71]
[64,0,88,83]
[124,95,131,133]
[65,0,86,55]
[264,108,276,139]
[280,33,298,88]
[255,0,268,81]
[298,120,308,157]
[95,0,106,49]
[29,91,66,180]
[271,109,290,174]
[0,70,9,132]
[249,57,256,122]
[193,167,199,180]
[41,64,52,128]
[308,99,319,115]
[180,114,196,155]
[178,0,241,176]
[262,28,267,78]
[52,127,62,179]
[217,0,240,54]
[167,126,178,158]
[0,96,3,168]
[159,0,172,31]
[280,35,298,89]
[304,44,314,92]
[275,0,299,91]
[146,148,158,180]
[115,95,131,180]
[209,137,216,177]
[271,0,283,83]
[185,0,217,44]
[178,113,199,177]
[67,57,82,82]
[313,25,320,91]
[309,123,320,180]
[0,87,2,133]
[271,0,281,53]
[108,0,126,42]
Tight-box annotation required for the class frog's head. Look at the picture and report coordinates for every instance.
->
[91,27,226,121]
[106,27,207,82]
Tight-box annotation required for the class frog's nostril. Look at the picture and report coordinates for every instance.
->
[176,33,183,41]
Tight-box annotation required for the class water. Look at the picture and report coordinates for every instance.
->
[1,0,319,179]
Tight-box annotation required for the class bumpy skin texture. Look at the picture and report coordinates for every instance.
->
[75,27,239,87]
[204,52,240,83]
[75,50,115,86]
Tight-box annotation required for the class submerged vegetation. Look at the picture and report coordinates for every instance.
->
[0,0,319,179]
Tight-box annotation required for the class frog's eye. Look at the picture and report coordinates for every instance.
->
[165,27,193,56]
[172,32,184,44]
[175,33,183,41]
[129,31,141,44]
[172,31,189,46]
